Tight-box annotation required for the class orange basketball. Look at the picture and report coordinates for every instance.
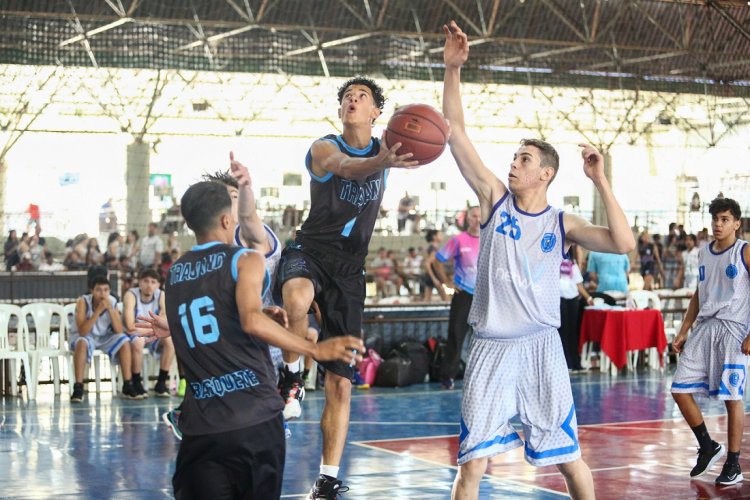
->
[384,104,448,165]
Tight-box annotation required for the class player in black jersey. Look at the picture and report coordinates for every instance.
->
[137,181,363,499]
[275,76,419,498]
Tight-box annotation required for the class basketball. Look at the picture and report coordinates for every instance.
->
[385,104,448,165]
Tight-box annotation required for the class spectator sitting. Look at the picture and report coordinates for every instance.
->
[68,276,137,403]
[403,247,423,295]
[63,250,86,271]
[16,251,34,272]
[422,229,448,301]
[370,247,398,297]
[85,237,103,267]
[138,222,164,270]
[4,229,19,271]
[38,251,64,272]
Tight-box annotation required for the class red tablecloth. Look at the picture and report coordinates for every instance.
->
[579,309,667,370]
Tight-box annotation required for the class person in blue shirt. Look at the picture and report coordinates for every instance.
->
[586,250,630,294]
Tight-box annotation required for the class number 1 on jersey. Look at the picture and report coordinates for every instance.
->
[178,296,221,348]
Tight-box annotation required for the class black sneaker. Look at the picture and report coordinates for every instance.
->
[121,381,141,400]
[716,462,744,486]
[70,383,84,403]
[133,379,149,400]
[279,367,305,420]
[154,380,170,398]
[690,441,725,477]
[308,475,349,499]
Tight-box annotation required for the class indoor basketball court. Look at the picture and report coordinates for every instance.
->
[3,371,750,498]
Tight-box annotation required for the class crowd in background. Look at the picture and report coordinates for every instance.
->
[3,221,182,296]
[0,216,733,302]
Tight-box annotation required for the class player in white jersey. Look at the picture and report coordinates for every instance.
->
[442,21,635,500]
[122,268,174,397]
[671,197,750,486]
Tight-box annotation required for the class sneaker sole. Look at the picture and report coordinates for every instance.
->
[716,473,743,486]
[691,444,726,478]
[162,412,183,440]
[154,392,171,398]
[283,399,302,420]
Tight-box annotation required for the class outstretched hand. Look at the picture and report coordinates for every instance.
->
[132,311,171,344]
[443,20,469,68]
[579,143,605,181]
[379,131,420,169]
[313,335,365,365]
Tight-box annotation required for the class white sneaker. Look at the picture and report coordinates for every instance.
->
[283,398,302,420]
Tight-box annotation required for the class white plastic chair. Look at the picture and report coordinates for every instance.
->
[21,303,68,396]
[63,302,121,395]
[626,290,661,310]
[0,304,35,400]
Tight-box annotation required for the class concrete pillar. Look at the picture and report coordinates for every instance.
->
[592,151,612,227]
[126,141,150,235]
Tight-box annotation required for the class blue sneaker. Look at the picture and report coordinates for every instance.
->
[162,409,182,440]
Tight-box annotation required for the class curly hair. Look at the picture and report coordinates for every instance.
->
[337,76,385,110]
[709,197,741,220]
[201,170,237,189]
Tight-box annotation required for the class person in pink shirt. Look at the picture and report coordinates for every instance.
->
[435,206,481,389]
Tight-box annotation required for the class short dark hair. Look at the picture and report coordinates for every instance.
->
[337,77,385,110]
[181,181,232,235]
[520,138,560,183]
[138,268,161,281]
[686,234,697,244]
[425,229,439,243]
[90,275,110,290]
[709,197,741,220]
[202,170,238,189]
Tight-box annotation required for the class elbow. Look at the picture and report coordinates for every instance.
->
[616,233,636,254]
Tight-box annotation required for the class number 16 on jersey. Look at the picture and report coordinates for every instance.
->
[178,296,221,348]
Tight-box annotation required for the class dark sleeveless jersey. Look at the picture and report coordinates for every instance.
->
[296,134,389,262]
[165,241,280,436]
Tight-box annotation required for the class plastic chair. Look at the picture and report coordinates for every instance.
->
[0,304,35,400]
[626,290,661,310]
[63,302,121,395]
[21,303,68,395]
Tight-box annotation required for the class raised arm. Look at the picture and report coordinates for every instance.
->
[229,151,270,253]
[235,251,363,363]
[564,144,635,254]
[442,20,506,213]
[309,135,417,182]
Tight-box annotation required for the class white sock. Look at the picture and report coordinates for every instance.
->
[320,465,339,479]
[284,359,301,373]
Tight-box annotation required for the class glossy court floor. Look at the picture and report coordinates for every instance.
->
[2,367,750,499]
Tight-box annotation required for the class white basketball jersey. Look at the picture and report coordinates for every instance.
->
[235,223,281,306]
[697,239,750,331]
[128,287,161,319]
[75,294,118,338]
[469,192,566,339]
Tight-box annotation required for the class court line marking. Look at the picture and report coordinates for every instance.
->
[353,441,569,497]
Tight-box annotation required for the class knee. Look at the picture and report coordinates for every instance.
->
[131,337,145,350]
[325,374,352,402]
[556,458,589,479]
[282,280,314,319]
[456,458,487,484]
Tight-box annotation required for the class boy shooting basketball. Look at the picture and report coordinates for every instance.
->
[442,20,635,500]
